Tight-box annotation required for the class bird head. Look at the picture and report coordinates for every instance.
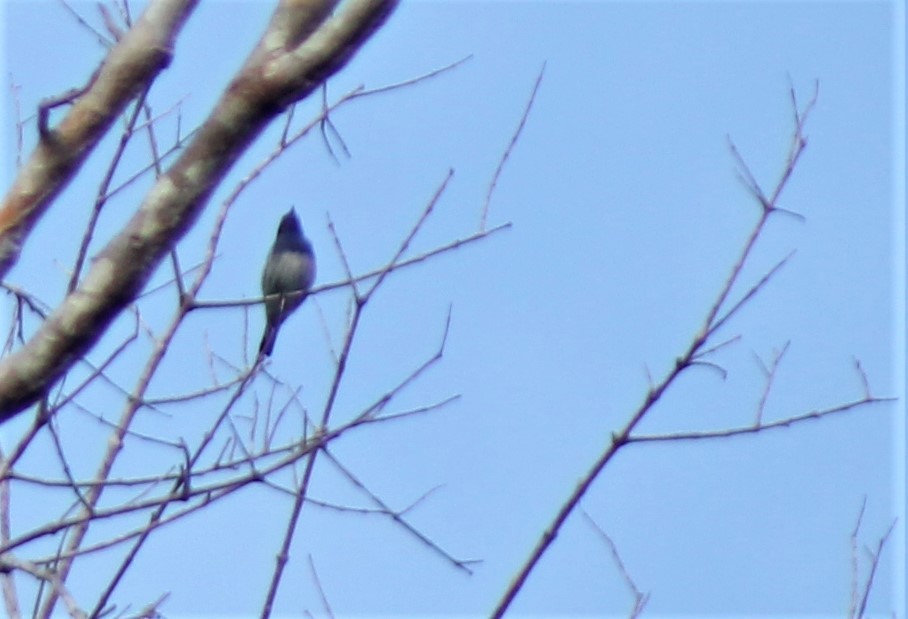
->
[277,208,302,238]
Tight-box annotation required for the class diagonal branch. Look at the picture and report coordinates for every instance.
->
[0,0,198,277]
[489,84,886,618]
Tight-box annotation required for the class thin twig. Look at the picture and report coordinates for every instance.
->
[308,555,335,619]
[191,221,511,310]
[752,341,791,426]
[628,396,893,444]
[581,510,649,618]
[849,497,868,618]
[481,62,545,231]
[854,518,897,619]
[322,449,477,573]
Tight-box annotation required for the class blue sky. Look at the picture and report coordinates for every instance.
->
[1,1,905,617]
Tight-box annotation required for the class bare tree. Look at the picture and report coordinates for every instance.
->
[0,2,896,618]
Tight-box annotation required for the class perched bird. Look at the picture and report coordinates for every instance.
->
[258,208,316,357]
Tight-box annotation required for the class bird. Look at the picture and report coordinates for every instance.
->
[258,208,316,358]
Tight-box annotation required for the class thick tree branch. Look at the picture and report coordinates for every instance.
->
[0,0,198,277]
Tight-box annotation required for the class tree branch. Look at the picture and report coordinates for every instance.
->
[0,0,197,277]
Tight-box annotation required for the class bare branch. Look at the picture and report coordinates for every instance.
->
[850,498,897,619]
[58,0,115,47]
[322,448,478,573]
[0,556,88,619]
[0,0,197,277]
[627,395,893,444]
[481,62,545,231]
[849,497,868,618]
[308,555,335,619]
[582,511,649,618]
[489,84,889,618]
[752,341,791,426]
[709,251,795,336]
[192,221,511,310]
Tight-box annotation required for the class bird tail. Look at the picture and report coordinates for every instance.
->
[258,325,278,358]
